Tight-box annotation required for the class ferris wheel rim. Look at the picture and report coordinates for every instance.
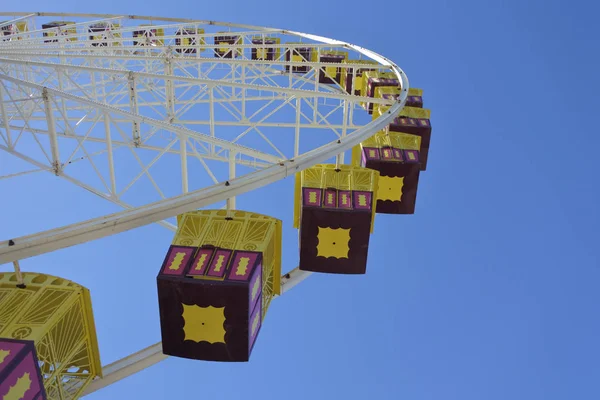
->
[0,12,410,265]
[0,12,414,394]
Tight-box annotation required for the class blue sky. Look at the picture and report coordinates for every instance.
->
[1,1,599,399]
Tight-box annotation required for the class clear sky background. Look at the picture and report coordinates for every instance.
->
[1,1,599,400]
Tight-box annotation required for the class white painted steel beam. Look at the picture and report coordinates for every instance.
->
[0,73,283,164]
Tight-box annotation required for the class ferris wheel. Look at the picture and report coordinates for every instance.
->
[0,12,432,399]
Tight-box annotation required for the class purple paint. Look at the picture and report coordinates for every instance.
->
[226,251,259,282]
[393,148,403,161]
[0,340,26,371]
[302,188,322,207]
[323,189,337,208]
[247,263,263,314]
[362,147,380,161]
[161,246,195,276]
[248,293,263,352]
[337,190,352,209]
[0,352,43,400]
[404,150,420,163]
[353,191,372,212]
[206,249,232,278]
[381,147,394,161]
[187,248,214,276]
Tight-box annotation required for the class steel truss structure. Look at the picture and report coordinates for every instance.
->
[0,12,409,396]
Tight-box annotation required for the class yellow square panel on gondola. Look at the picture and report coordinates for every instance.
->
[158,210,282,362]
[176,27,205,54]
[318,50,349,84]
[341,59,379,95]
[251,36,281,60]
[88,22,121,47]
[133,25,164,47]
[294,164,379,275]
[285,42,313,73]
[42,21,77,43]
[214,32,242,58]
[0,273,103,398]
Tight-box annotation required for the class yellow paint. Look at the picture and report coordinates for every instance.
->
[400,106,430,119]
[341,193,349,206]
[218,42,229,53]
[408,152,416,161]
[292,54,304,63]
[358,194,367,207]
[235,257,250,276]
[182,304,226,344]
[325,65,338,77]
[316,227,351,259]
[169,252,186,271]
[327,193,334,204]
[4,372,31,400]
[257,48,266,59]
[309,191,317,204]
[194,253,208,270]
[0,349,9,365]
[251,311,260,336]
[251,276,261,302]
[378,176,404,202]
[213,255,226,272]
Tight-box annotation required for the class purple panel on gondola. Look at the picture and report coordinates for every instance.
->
[302,188,322,207]
[227,251,259,282]
[363,147,380,161]
[352,191,372,212]
[0,351,43,400]
[247,262,262,312]
[393,148,403,161]
[418,119,430,127]
[337,190,352,209]
[323,189,337,208]
[206,249,232,278]
[381,147,394,161]
[248,293,262,351]
[161,246,195,276]
[186,248,215,276]
[404,150,420,163]
[0,340,26,370]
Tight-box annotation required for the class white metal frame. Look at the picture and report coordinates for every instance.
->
[0,12,410,395]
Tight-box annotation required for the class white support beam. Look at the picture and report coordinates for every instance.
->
[227,151,236,210]
[180,134,188,194]
[127,72,141,147]
[0,74,283,164]
[42,88,61,175]
[103,112,117,195]
[294,97,300,157]
[0,84,11,148]
[0,58,395,106]
[339,99,348,164]
[209,86,215,154]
